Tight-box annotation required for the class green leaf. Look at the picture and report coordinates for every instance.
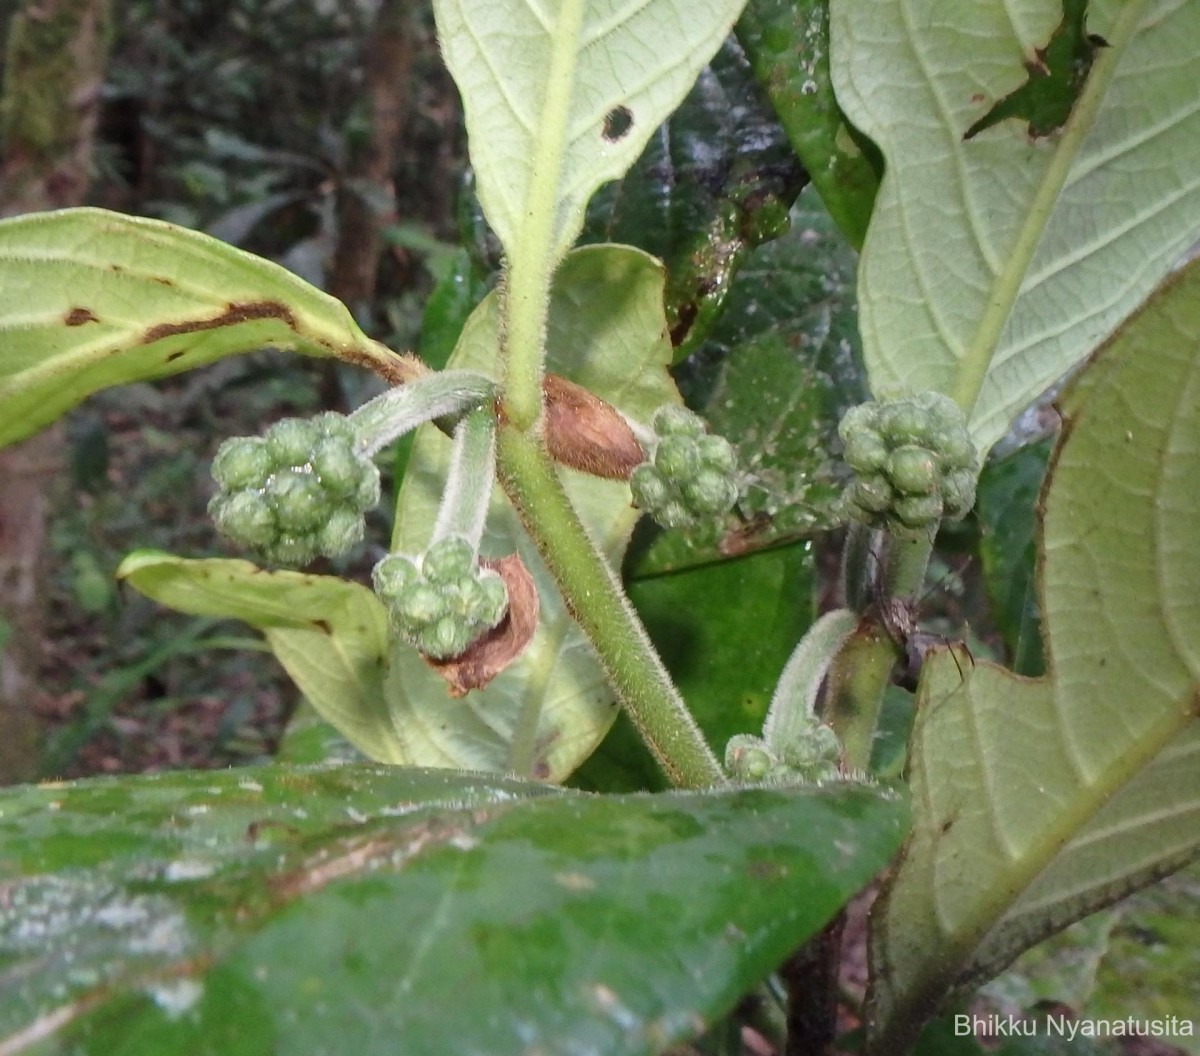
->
[0,209,407,448]
[577,543,816,792]
[831,0,1200,452]
[976,439,1053,675]
[432,0,750,268]
[116,552,402,764]
[416,247,489,372]
[866,260,1200,1052]
[737,0,881,248]
[274,701,365,765]
[634,186,865,574]
[582,39,807,359]
[963,0,1105,141]
[0,764,908,1056]
[389,245,679,780]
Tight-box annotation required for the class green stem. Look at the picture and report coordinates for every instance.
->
[763,609,858,752]
[432,407,496,550]
[349,370,495,455]
[496,423,726,789]
[881,528,934,602]
[824,527,935,773]
[823,630,896,774]
[498,0,588,432]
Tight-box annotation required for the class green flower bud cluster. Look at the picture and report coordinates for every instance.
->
[630,406,739,531]
[838,393,978,530]
[725,721,843,785]
[208,412,381,566]
[372,537,508,660]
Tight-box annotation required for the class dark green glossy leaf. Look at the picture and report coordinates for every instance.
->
[976,440,1052,676]
[579,543,816,792]
[737,0,881,247]
[0,764,907,1056]
[635,187,865,574]
[582,39,807,360]
[416,247,488,372]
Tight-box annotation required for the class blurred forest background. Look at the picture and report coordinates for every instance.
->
[0,0,466,781]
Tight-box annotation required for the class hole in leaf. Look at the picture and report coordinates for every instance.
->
[602,106,633,143]
[963,0,1107,141]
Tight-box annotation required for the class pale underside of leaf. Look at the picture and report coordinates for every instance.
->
[117,553,404,764]
[866,259,1200,1052]
[832,0,1200,453]
[389,245,678,780]
[0,208,404,448]
[433,0,750,264]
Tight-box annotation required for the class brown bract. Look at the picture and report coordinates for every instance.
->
[424,553,539,697]
[542,374,644,480]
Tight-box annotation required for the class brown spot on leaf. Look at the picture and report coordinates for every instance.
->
[669,302,697,347]
[141,300,299,344]
[165,350,186,363]
[425,553,539,697]
[313,619,332,634]
[542,374,644,480]
[601,105,633,142]
[244,819,301,845]
[64,307,99,326]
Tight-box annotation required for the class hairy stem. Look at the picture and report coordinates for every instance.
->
[349,370,495,455]
[496,423,726,789]
[432,408,497,550]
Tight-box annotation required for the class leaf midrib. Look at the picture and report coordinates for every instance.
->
[951,0,1151,420]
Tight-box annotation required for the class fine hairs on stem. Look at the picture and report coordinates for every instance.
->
[433,406,497,550]
[349,370,497,456]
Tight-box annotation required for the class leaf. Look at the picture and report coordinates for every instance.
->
[737,0,881,247]
[865,259,1200,1052]
[432,0,750,268]
[581,38,807,359]
[976,439,1053,675]
[0,764,908,1056]
[576,543,817,792]
[962,0,1107,141]
[274,701,365,765]
[389,245,678,781]
[0,208,408,448]
[831,0,1200,452]
[634,186,865,574]
[116,552,403,764]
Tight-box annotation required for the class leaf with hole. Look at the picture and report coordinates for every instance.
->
[581,38,807,359]
[832,0,1200,451]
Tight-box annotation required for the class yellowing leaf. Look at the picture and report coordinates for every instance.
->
[0,209,408,447]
